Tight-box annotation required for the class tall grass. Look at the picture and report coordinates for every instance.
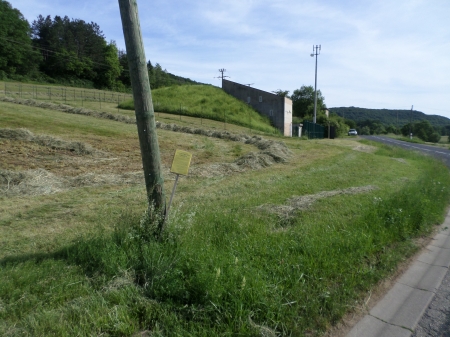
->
[2,144,450,336]
[118,85,278,134]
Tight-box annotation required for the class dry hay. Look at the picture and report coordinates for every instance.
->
[392,157,408,164]
[352,144,377,153]
[1,97,291,164]
[1,98,293,190]
[248,317,277,337]
[257,185,379,220]
[0,97,135,124]
[0,128,103,155]
[189,138,292,177]
[0,168,145,197]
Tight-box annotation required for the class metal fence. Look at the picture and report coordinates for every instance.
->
[1,82,133,110]
[303,120,324,139]
[0,81,272,135]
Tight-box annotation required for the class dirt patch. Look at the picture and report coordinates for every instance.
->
[257,185,379,219]
[0,128,103,155]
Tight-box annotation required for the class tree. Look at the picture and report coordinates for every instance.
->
[344,118,357,129]
[360,126,371,135]
[0,1,40,78]
[118,49,131,87]
[96,41,122,89]
[291,85,326,118]
[272,89,290,97]
[401,120,440,142]
[31,15,120,88]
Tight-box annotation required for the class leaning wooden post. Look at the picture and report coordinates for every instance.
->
[118,0,166,233]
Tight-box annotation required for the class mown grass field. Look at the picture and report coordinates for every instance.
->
[0,81,278,135]
[1,98,450,336]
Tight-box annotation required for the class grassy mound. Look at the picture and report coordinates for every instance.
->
[118,85,278,134]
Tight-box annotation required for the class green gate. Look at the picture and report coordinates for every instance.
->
[303,121,324,139]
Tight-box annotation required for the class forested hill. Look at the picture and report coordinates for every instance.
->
[329,107,450,129]
[0,2,202,90]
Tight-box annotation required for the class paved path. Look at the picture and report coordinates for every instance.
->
[346,136,450,337]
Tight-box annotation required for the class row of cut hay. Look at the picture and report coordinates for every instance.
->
[1,97,292,163]
[257,185,379,220]
[0,128,102,155]
[0,168,145,197]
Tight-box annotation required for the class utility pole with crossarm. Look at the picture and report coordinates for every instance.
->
[310,45,321,124]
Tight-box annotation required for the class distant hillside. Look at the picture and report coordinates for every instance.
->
[329,107,450,129]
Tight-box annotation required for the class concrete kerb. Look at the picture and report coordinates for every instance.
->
[346,213,450,337]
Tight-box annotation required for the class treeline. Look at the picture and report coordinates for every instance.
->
[0,0,200,90]
[329,106,450,133]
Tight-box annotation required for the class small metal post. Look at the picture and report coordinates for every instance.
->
[166,174,180,221]
[409,105,413,139]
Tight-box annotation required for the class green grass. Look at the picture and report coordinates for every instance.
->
[2,102,450,335]
[118,85,278,134]
[1,81,278,136]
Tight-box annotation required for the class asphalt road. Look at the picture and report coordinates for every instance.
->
[363,135,450,167]
[364,135,450,336]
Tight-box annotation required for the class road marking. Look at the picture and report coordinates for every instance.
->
[369,137,450,157]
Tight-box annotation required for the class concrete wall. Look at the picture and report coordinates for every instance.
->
[222,79,292,136]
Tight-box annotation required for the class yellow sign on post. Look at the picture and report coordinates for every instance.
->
[167,150,193,221]
[170,150,192,176]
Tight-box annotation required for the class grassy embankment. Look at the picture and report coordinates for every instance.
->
[118,85,277,134]
[0,81,278,135]
[1,99,450,336]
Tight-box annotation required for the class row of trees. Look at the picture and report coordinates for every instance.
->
[275,86,446,142]
[0,1,198,90]
[347,119,444,142]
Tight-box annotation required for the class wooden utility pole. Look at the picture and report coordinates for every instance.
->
[118,0,166,232]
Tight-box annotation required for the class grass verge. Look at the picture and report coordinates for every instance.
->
[2,136,450,336]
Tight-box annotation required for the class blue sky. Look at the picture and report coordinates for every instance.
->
[10,0,450,118]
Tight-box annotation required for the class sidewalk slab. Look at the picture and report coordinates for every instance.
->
[370,283,434,329]
[397,260,448,292]
[441,228,450,235]
[417,244,450,268]
[440,216,450,230]
[347,315,411,337]
[431,233,450,249]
